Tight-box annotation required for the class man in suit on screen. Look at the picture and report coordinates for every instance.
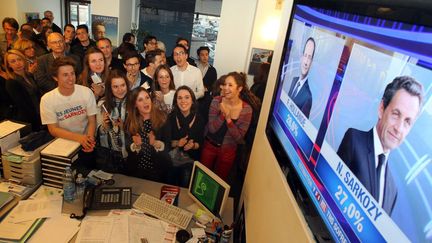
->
[337,76,423,216]
[286,37,315,118]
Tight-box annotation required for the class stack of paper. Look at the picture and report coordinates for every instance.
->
[40,138,80,158]
[0,197,64,242]
[0,216,45,242]
[40,138,81,188]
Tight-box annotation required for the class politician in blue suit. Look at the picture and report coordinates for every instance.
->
[337,76,423,216]
[286,37,315,118]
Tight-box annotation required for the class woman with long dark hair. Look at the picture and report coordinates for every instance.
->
[167,85,205,187]
[201,72,260,180]
[96,70,130,172]
[124,87,171,182]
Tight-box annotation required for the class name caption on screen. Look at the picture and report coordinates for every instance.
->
[336,162,383,222]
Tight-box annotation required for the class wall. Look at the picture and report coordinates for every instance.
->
[0,1,18,27]
[240,0,314,242]
[118,0,133,44]
[0,0,61,29]
[212,0,257,76]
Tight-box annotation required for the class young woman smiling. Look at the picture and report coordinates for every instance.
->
[167,85,205,187]
[201,72,260,180]
[79,47,109,99]
[96,70,130,172]
[153,64,176,113]
[124,87,171,182]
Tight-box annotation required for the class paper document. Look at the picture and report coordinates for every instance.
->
[75,211,178,243]
[27,215,80,243]
[129,214,175,243]
[41,138,80,157]
[0,120,25,137]
[76,215,128,243]
[0,216,43,241]
[29,185,63,200]
[8,198,62,223]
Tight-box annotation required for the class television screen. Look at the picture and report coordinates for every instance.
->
[266,1,432,242]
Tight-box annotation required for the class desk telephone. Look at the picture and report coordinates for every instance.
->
[71,187,132,219]
[84,187,132,210]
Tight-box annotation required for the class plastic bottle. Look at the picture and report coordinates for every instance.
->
[75,173,86,198]
[63,167,76,202]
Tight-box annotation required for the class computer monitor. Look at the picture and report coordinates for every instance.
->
[265,0,432,242]
[188,161,230,219]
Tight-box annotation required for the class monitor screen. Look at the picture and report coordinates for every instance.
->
[188,161,230,218]
[266,1,432,242]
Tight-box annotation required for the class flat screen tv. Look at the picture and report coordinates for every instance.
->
[265,0,432,242]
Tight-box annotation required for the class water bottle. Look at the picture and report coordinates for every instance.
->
[75,173,86,198]
[63,167,76,202]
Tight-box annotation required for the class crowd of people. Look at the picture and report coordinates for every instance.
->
[0,12,265,187]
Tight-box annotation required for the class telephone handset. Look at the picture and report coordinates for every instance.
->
[70,187,132,219]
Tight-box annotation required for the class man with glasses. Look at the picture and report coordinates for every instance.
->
[140,35,157,67]
[123,53,148,90]
[167,37,196,67]
[35,32,81,95]
[170,44,204,99]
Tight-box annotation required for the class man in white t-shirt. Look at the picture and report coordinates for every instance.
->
[170,44,205,99]
[40,56,97,152]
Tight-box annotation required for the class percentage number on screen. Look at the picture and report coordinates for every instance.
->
[335,185,364,232]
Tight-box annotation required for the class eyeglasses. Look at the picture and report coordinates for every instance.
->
[173,51,185,56]
[125,63,140,68]
[49,40,64,45]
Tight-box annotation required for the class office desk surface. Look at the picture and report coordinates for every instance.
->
[63,173,234,229]
[113,174,234,224]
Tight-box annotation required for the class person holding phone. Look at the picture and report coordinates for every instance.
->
[78,47,109,100]
[96,70,130,172]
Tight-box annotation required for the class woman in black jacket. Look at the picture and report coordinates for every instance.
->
[167,85,205,187]
[4,49,41,130]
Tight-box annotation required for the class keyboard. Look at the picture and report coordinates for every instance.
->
[133,192,193,229]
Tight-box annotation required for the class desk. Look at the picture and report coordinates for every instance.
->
[63,174,234,242]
